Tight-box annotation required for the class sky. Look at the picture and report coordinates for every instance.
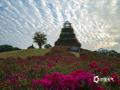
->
[0,0,120,52]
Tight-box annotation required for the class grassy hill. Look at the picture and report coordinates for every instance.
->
[0,48,89,59]
[0,47,120,89]
[0,48,50,59]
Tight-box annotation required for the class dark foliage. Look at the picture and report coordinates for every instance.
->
[27,44,35,49]
[33,32,47,48]
[44,44,52,49]
[97,48,120,57]
[0,45,20,53]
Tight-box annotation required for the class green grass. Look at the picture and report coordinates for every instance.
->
[0,49,50,59]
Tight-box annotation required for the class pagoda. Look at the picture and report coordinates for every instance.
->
[55,21,81,51]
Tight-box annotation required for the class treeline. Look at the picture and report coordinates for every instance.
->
[0,45,21,53]
[96,48,120,57]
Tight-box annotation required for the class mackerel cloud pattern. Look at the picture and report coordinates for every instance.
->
[0,0,120,51]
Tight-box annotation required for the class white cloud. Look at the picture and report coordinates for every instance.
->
[0,0,119,52]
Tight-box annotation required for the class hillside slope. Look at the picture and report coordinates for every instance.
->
[0,49,50,59]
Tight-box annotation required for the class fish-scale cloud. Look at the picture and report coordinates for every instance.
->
[0,0,120,52]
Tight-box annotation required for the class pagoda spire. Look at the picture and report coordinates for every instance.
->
[55,21,81,48]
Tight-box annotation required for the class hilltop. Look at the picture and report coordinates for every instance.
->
[0,48,50,59]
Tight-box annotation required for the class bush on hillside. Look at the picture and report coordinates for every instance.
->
[0,45,20,53]
[27,44,35,49]
[44,44,52,49]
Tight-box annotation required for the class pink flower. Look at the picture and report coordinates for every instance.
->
[47,63,54,69]
[89,61,98,69]
[110,73,120,85]
[100,67,109,76]
[33,70,97,90]
[111,73,119,79]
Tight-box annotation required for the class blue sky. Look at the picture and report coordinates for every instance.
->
[0,0,120,52]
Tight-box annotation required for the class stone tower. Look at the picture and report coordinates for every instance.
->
[55,21,81,48]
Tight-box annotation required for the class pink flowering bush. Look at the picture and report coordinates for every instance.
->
[0,53,120,90]
[89,61,110,76]
[32,70,106,90]
[110,73,120,85]
[89,61,98,69]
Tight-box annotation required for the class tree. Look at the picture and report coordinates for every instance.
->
[44,44,52,49]
[0,45,20,52]
[33,32,47,48]
[27,44,35,49]
[97,48,120,57]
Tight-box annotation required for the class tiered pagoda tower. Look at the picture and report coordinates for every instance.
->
[55,21,81,48]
